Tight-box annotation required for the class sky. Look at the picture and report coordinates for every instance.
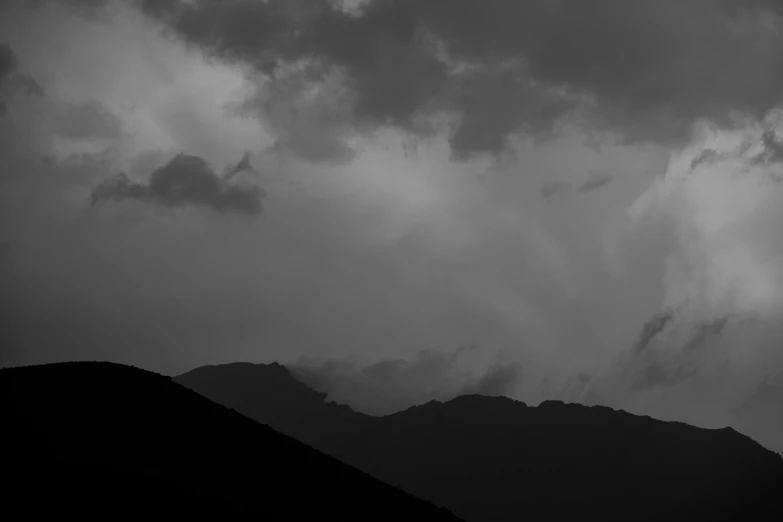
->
[1,0,783,454]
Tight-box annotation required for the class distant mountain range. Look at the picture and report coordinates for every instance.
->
[176,361,783,521]
[1,362,461,520]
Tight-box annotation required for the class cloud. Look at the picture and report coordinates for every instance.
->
[589,316,703,396]
[0,42,18,115]
[731,372,783,455]
[137,0,783,158]
[0,44,122,158]
[222,150,254,182]
[52,100,125,140]
[462,362,521,397]
[553,115,783,453]
[689,148,721,171]
[289,348,522,416]
[577,309,733,403]
[626,361,699,393]
[0,0,272,171]
[91,152,265,215]
[682,315,730,352]
[630,113,783,319]
[734,373,783,418]
[730,372,783,454]
[758,129,783,164]
[633,309,675,352]
[540,170,618,201]
[12,74,44,98]
[540,180,572,200]
[0,42,18,84]
[577,170,617,194]
[0,96,129,166]
[0,41,43,101]
[231,65,358,164]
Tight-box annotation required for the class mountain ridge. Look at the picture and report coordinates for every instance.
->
[1,361,462,521]
[179,361,782,454]
[175,361,783,521]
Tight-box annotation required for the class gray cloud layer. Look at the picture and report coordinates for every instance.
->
[132,0,783,158]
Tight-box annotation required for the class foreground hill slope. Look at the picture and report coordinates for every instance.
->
[177,362,783,522]
[1,362,461,520]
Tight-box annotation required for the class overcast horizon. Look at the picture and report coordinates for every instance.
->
[2,0,783,455]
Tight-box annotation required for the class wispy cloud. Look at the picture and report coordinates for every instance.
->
[577,170,617,194]
[289,348,523,416]
[633,309,675,353]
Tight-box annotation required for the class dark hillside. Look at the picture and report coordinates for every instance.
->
[1,362,462,520]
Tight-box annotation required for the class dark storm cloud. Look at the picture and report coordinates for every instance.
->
[445,64,571,160]
[91,153,265,215]
[137,0,783,158]
[233,69,358,164]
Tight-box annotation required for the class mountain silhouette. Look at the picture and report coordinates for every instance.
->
[175,362,377,453]
[177,362,783,521]
[1,362,461,520]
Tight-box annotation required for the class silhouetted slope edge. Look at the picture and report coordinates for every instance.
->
[175,362,376,454]
[176,362,783,522]
[1,362,462,521]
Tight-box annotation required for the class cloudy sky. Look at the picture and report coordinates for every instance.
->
[2,0,783,454]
